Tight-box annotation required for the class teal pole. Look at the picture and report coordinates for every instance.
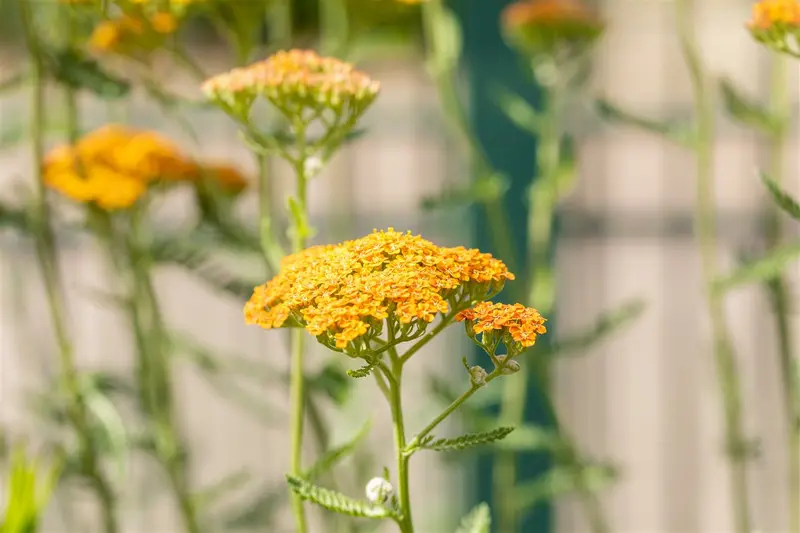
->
[452,1,553,532]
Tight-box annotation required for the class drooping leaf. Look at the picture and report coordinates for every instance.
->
[594,99,695,147]
[761,170,800,220]
[81,378,129,482]
[713,242,800,294]
[309,362,353,406]
[421,173,510,211]
[193,469,252,511]
[418,427,515,453]
[454,502,491,533]
[304,419,372,481]
[492,424,566,454]
[494,86,540,134]
[514,462,618,512]
[538,299,646,359]
[719,78,782,135]
[44,48,130,99]
[285,475,395,519]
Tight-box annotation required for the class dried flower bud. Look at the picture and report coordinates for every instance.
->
[365,477,393,504]
[501,0,604,59]
[468,365,488,387]
[748,0,800,55]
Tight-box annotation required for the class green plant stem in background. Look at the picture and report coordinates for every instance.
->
[319,0,349,57]
[763,53,799,533]
[676,1,751,532]
[420,0,520,274]
[19,2,119,532]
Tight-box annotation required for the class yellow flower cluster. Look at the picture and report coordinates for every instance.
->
[202,49,381,118]
[244,229,514,349]
[456,302,547,349]
[501,0,604,56]
[44,125,248,210]
[89,13,178,54]
[749,0,800,29]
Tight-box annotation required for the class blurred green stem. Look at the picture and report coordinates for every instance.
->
[420,0,520,274]
[270,0,293,51]
[764,54,798,533]
[676,1,751,532]
[20,2,119,532]
[319,0,349,57]
[493,83,560,533]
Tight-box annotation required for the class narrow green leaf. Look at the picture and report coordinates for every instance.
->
[713,242,800,294]
[595,99,695,147]
[424,3,463,76]
[493,86,540,134]
[0,201,29,231]
[304,420,372,481]
[514,463,618,512]
[762,170,800,220]
[422,173,510,210]
[455,502,491,533]
[193,469,252,511]
[719,78,781,134]
[285,475,394,519]
[45,48,130,100]
[81,381,128,482]
[418,427,515,453]
[538,299,646,359]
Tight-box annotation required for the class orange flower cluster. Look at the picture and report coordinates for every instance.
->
[749,0,800,29]
[501,0,604,57]
[44,125,248,210]
[748,0,800,54]
[456,301,547,349]
[244,229,514,350]
[202,49,381,119]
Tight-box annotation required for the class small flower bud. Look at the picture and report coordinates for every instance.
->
[365,477,393,504]
[496,356,521,375]
[469,365,488,387]
[304,156,324,179]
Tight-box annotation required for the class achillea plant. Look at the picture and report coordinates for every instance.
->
[245,228,546,533]
[748,0,800,56]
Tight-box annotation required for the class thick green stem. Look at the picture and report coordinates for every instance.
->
[764,53,799,533]
[319,0,349,57]
[675,1,751,532]
[388,358,413,533]
[20,2,119,531]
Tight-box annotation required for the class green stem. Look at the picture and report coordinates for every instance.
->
[764,53,798,533]
[388,357,413,533]
[319,0,349,57]
[287,121,310,533]
[20,3,119,532]
[675,2,751,532]
[420,0,520,274]
[270,0,293,51]
[399,310,459,364]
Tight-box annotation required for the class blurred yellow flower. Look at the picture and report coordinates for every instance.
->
[748,0,800,55]
[202,49,380,119]
[456,302,547,349]
[244,228,514,350]
[44,125,192,210]
[190,163,250,194]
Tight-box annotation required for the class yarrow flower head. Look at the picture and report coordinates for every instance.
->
[501,0,604,60]
[202,49,380,124]
[456,301,547,357]
[748,0,800,56]
[43,125,243,210]
[89,13,179,55]
[244,229,514,353]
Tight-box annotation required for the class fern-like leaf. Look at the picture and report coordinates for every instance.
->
[348,360,378,378]
[455,503,491,533]
[419,427,515,452]
[285,475,394,519]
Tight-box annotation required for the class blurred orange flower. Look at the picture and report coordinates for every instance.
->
[501,0,604,57]
[748,0,800,55]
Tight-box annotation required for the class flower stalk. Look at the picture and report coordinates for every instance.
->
[20,2,119,532]
[676,0,751,531]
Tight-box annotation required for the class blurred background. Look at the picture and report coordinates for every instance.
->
[1,0,799,532]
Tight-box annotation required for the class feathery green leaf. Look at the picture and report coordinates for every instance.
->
[285,475,394,519]
[418,427,515,453]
